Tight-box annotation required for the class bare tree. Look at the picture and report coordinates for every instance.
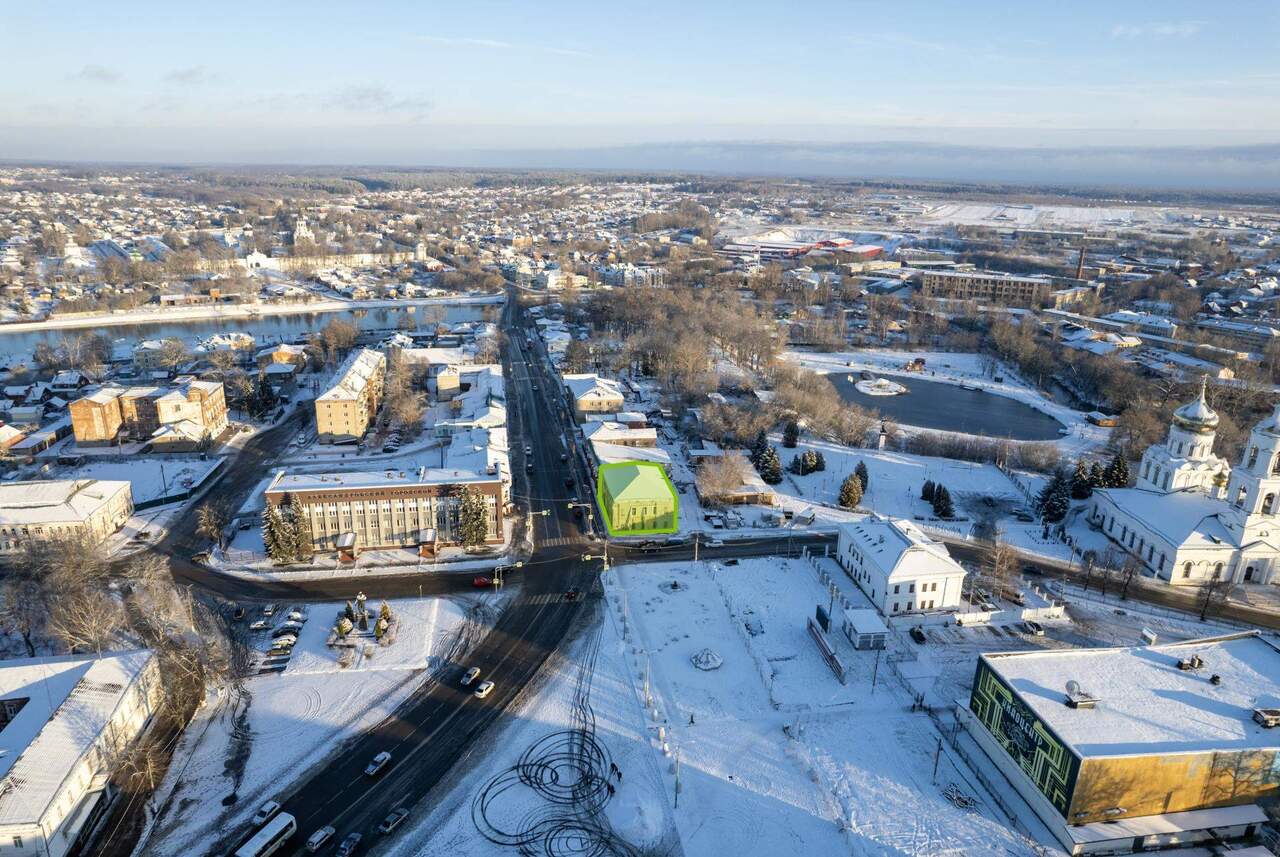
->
[983,539,1020,600]
[196,502,229,550]
[0,579,44,657]
[1198,573,1236,622]
[47,589,124,655]
[696,454,750,506]
[1118,554,1143,600]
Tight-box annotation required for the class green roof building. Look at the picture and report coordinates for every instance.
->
[599,462,677,534]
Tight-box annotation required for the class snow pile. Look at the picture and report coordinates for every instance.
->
[690,648,723,671]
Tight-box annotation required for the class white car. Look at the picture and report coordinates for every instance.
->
[306,826,335,852]
[474,680,495,699]
[365,750,392,776]
[249,620,268,632]
[251,800,281,826]
[462,667,481,686]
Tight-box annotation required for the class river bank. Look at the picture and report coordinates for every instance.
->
[1,293,505,335]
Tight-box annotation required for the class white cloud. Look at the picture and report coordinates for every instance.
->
[414,34,594,59]
[74,64,121,83]
[1111,21,1204,39]
[323,85,433,119]
[164,65,211,85]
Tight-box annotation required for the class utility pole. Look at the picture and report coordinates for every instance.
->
[674,747,681,809]
[871,647,880,696]
[931,737,942,784]
[693,532,699,563]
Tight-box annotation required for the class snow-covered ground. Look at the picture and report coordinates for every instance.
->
[60,456,221,504]
[396,557,1066,856]
[137,591,502,856]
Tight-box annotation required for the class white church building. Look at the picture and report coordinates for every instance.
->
[1089,380,1280,586]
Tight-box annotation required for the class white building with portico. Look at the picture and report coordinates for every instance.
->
[1089,381,1280,586]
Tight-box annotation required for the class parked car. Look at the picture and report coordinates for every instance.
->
[249,620,268,632]
[238,520,253,531]
[190,551,211,563]
[272,623,303,638]
[233,606,246,621]
[288,610,307,622]
[262,603,278,617]
[336,832,362,857]
[365,751,392,777]
[251,800,281,827]
[1023,620,1045,636]
[378,808,410,835]
[474,680,495,699]
[306,826,336,852]
[462,667,481,686]
[1021,564,1043,577]
[909,627,928,645]
[472,575,492,588]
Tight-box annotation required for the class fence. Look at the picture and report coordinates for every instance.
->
[135,457,226,510]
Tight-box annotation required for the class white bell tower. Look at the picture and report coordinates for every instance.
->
[1223,402,1280,539]
[1136,377,1228,495]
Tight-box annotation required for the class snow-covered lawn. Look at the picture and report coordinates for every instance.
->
[138,592,499,856]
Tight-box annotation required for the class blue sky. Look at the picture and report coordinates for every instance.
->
[1,0,1277,164]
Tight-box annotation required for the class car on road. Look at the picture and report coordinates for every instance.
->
[472,575,492,588]
[249,620,268,632]
[564,477,574,488]
[526,461,534,472]
[474,680,495,699]
[909,627,928,645]
[251,800,281,827]
[524,445,533,455]
[664,535,688,545]
[336,832,362,857]
[462,666,481,686]
[364,751,392,777]
[306,826,335,852]
[560,453,568,462]
[1023,620,1045,636]
[378,808,410,834]
[564,588,580,601]
[706,538,725,547]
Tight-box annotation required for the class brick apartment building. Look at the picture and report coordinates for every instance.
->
[920,270,1053,308]
[69,379,227,446]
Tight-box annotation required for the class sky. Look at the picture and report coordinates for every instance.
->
[1,0,1278,174]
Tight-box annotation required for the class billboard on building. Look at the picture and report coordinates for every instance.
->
[969,659,1080,818]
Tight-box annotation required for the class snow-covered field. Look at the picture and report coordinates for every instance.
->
[916,202,1179,229]
[396,557,1062,856]
[138,592,501,856]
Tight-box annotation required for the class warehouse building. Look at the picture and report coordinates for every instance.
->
[960,632,1279,854]
[920,270,1053,307]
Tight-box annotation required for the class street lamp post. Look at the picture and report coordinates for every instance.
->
[494,561,523,587]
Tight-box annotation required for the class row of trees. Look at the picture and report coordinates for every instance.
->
[263,496,313,563]
[920,480,955,518]
[1036,454,1131,523]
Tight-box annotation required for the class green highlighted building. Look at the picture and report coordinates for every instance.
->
[597,461,678,536]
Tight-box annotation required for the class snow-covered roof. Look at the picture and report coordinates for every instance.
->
[0,479,131,527]
[583,422,656,445]
[563,373,623,403]
[838,516,964,580]
[1094,488,1241,550]
[317,348,384,403]
[266,466,499,496]
[0,650,155,826]
[982,632,1280,757]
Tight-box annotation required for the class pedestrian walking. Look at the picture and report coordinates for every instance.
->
[616,767,622,782]
[606,782,615,797]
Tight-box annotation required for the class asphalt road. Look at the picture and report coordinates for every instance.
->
[205,293,613,857]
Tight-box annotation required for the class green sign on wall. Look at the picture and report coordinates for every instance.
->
[969,659,1080,818]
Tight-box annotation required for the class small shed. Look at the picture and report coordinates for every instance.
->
[842,608,889,650]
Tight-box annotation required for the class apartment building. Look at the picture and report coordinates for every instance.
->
[0,650,161,857]
[919,270,1054,308]
[0,479,133,553]
[69,380,227,446]
[562,374,624,422]
[315,348,386,444]
[264,467,503,558]
[835,517,966,617]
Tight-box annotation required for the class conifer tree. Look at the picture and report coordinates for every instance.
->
[1104,452,1130,488]
[855,460,870,491]
[922,479,935,502]
[814,451,826,472]
[933,484,955,518]
[782,420,800,448]
[1070,459,1093,500]
[457,486,490,548]
[1089,461,1106,488]
[749,430,769,466]
[838,473,863,509]
[287,493,312,560]
[757,446,783,485]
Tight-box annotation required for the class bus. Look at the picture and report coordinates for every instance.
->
[234,812,297,857]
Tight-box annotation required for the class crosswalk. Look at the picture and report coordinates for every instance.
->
[538,536,582,548]
[521,592,573,605]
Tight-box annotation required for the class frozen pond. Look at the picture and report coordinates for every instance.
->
[829,373,1064,441]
